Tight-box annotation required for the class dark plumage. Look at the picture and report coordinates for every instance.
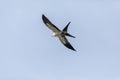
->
[42,14,76,51]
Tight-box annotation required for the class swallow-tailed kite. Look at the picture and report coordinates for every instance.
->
[42,14,76,51]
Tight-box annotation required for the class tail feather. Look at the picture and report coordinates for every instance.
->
[65,33,76,38]
[62,22,75,38]
[62,22,71,32]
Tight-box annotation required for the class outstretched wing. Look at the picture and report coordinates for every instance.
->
[42,14,60,32]
[58,35,76,51]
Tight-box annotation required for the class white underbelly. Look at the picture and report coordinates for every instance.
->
[52,32,62,37]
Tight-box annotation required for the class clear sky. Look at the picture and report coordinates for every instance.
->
[0,0,120,80]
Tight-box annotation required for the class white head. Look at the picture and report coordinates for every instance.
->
[52,32,62,37]
[52,33,56,37]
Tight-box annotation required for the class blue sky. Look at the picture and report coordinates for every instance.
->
[0,0,120,80]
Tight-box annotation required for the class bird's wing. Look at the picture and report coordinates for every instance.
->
[42,14,60,33]
[58,35,76,51]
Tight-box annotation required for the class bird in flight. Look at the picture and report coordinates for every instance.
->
[42,14,76,51]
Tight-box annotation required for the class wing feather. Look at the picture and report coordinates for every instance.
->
[58,35,76,51]
[42,14,60,32]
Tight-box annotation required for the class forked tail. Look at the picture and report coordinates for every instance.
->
[62,22,75,38]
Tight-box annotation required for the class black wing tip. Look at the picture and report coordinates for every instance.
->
[42,14,49,24]
[42,14,45,17]
[42,14,46,19]
[64,43,76,52]
[42,14,47,19]
[69,47,77,52]
[71,48,77,52]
